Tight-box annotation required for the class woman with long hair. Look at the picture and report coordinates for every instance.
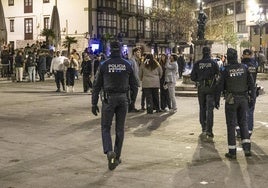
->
[159,54,171,111]
[139,53,162,114]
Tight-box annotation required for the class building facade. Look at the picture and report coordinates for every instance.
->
[2,0,88,51]
[2,0,267,56]
[204,0,268,56]
[89,0,196,55]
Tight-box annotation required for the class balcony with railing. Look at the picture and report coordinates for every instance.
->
[97,1,117,12]
[118,3,137,15]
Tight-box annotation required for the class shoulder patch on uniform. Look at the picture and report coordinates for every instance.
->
[100,58,110,66]
[122,58,132,65]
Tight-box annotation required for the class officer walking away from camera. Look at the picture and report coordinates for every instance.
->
[91,41,138,170]
[236,49,258,138]
[190,46,220,142]
[219,48,255,159]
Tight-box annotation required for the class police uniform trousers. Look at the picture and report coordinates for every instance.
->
[236,88,256,137]
[101,93,128,159]
[247,88,257,135]
[225,95,251,154]
[197,91,215,135]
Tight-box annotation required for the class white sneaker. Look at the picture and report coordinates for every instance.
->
[164,107,169,112]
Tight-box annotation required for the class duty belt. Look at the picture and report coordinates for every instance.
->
[199,79,214,88]
[228,91,247,96]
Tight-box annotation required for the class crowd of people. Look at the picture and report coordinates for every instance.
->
[0,40,265,170]
[0,42,108,94]
[90,41,261,170]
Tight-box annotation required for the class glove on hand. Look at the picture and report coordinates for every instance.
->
[92,105,99,116]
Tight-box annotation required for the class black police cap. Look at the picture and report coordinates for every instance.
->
[243,49,252,56]
[227,48,238,61]
[202,46,211,54]
[110,41,121,52]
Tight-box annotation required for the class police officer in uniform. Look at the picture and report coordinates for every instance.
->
[190,46,220,142]
[236,49,258,138]
[91,41,138,170]
[219,48,255,159]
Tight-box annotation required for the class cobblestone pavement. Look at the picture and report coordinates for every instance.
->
[0,79,268,188]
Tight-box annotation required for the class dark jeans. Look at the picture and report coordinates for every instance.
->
[54,71,65,90]
[197,91,215,134]
[129,87,138,111]
[160,87,171,110]
[38,70,46,81]
[141,88,146,109]
[225,95,250,154]
[143,88,160,113]
[101,93,128,159]
[82,74,92,92]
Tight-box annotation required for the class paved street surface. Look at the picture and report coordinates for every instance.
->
[0,79,268,188]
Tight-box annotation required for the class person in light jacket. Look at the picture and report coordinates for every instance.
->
[165,54,178,113]
[139,53,163,114]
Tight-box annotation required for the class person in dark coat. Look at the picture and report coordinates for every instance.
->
[177,53,185,79]
[159,54,171,111]
[81,53,93,93]
[37,50,47,82]
[1,48,10,77]
[14,50,24,82]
